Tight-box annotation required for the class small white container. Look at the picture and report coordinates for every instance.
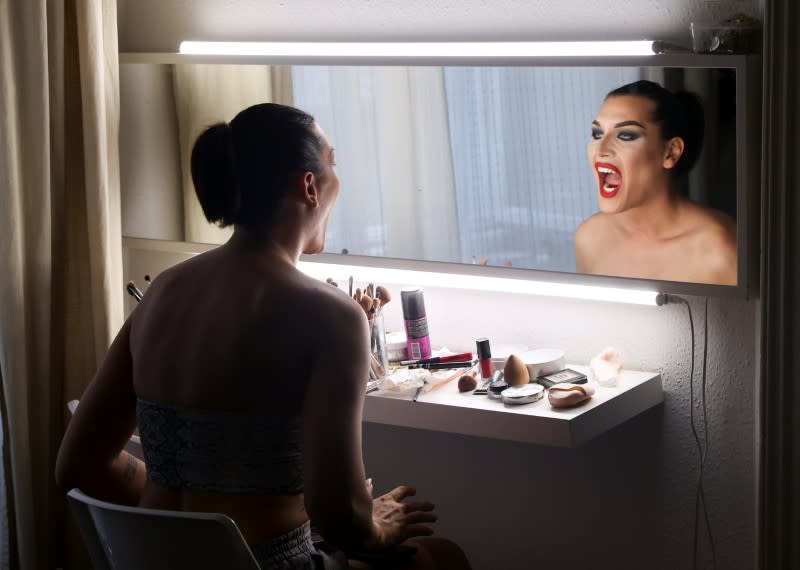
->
[385,331,408,362]
[518,348,566,380]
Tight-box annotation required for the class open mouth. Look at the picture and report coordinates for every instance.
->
[595,162,622,198]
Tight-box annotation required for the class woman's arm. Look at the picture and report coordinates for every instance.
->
[55,318,146,506]
[302,297,376,549]
[302,294,436,551]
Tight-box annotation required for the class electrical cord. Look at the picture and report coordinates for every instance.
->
[656,293,717,570]
[699,297,717,568]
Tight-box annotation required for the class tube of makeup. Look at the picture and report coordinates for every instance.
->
[476,337,493,380]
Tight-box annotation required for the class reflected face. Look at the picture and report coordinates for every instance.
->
[587,95,673,214]
[304,123,340,254]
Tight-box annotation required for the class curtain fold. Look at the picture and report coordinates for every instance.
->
[0,1,58,567]
[291,65,461,262]
[75,0,124,358]
[759,0,800,568]
[0,0,122,567]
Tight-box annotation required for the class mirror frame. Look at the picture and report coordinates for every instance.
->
[119,51,761,299]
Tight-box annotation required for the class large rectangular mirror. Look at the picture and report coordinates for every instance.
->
[120,54,757,294]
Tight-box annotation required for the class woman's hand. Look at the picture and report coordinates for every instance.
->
[369,485,437,547]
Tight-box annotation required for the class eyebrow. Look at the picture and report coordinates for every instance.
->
[592,119,646,129]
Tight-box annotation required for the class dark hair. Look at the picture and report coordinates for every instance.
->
[606,80,705,178]
[190,103,322,229]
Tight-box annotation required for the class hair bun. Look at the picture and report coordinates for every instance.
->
[674,90,705,175]
[190,122,241,226]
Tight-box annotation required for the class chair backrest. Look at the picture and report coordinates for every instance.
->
[66,488,261,570]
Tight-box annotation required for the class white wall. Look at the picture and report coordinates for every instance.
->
[118,0,759,52]
[118,2,762,569]
[119,64,184,241]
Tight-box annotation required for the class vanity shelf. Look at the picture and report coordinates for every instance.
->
[363,366,663,447]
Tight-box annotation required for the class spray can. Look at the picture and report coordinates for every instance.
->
[401,288,432,361]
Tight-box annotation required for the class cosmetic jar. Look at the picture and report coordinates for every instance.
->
[385,331,408,363]
[519,348,565,380]
[487,376,508,400]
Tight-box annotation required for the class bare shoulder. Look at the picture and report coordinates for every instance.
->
[297,273,360,314]
[575,213,614,272]
[575,212,617,243]
[684,203,738,284]
[299,281,365,344]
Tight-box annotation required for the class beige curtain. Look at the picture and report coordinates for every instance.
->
[173,64,293,244]
[759,0,800,568]
[0,0,122,567]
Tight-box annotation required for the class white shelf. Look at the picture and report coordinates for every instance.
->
[363,366,663,447]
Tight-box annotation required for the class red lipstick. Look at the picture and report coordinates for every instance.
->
[595,162,622,199]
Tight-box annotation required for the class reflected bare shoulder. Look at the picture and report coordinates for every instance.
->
[575,213,613,273]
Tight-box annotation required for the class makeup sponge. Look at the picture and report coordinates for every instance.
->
[503,354,530,386]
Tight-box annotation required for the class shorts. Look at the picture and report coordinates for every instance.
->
[250,521,348,569]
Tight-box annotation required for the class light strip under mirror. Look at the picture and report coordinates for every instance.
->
[179,40,656,58]
[296,259,660,305]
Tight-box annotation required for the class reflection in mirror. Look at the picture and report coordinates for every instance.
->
[120,63,737,284]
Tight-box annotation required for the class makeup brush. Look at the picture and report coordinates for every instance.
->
[126,281,143,302]
[375,285,391,307]
[359,295,373,314]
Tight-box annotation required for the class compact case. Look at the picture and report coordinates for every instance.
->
[537,368,588,389]
[501,384,545,405]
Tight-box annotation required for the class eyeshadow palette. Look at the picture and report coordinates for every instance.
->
[537,368,588,389]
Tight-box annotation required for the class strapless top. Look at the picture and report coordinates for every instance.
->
[136,398,303,494]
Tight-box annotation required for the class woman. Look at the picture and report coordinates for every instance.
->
[574,80,737,285]
[56,103,470,570]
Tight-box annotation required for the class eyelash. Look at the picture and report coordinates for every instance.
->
[590,129,640,142]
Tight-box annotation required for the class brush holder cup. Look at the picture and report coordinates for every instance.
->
[370,312,389,379]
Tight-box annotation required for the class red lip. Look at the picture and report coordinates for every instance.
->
[595,162,621,199]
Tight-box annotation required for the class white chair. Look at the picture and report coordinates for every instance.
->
[66,400,143,460]
[66,488,261,570]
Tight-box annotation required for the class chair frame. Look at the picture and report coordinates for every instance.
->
[66,488,261,570]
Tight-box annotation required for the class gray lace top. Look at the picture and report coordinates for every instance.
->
[136,398,304,494]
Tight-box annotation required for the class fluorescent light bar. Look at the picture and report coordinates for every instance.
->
[297,261,660,305]
[179,41,655,58]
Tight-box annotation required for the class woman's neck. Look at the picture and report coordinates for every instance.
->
[225,226,303,267]
[614,183,685,241]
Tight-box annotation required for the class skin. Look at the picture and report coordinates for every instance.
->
[56,123,470,569]
[575,95,737,285]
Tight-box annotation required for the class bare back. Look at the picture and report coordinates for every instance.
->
[129,242,360,544]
